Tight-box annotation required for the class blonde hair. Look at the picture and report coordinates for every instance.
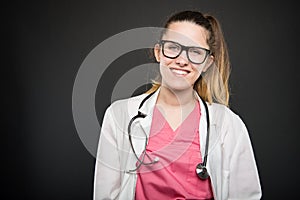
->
[147,10,231,106]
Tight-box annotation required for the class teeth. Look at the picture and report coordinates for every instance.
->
[171,69,188,75]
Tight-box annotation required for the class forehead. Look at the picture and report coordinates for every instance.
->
[162,21,209,48]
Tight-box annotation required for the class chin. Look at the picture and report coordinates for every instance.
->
[162,81,193,92]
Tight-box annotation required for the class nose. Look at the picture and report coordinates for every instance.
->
[175,50,189,66]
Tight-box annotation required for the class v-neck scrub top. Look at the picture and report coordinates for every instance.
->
[135,101,214,199]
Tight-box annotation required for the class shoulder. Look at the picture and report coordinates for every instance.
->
[110,93,147,109]
[208,103,239,122]
[209,103,244,123]
[208,103,248,138]
[106,93,148,117]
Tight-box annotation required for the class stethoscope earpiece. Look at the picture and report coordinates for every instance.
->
[196,163,209,180]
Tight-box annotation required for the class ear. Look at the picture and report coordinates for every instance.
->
[154,43,161,62]
[203,55,214,72]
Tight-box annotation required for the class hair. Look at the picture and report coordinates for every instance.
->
[146,10,231,106]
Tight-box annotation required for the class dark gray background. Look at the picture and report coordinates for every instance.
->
[5,0,299,199]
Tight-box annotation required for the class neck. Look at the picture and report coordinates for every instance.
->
[157,86,196,107]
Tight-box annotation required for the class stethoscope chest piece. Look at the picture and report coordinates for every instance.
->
[196,163,209,180]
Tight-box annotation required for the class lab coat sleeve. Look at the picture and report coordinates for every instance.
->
[227,115,262,200]
[94,106,121,200]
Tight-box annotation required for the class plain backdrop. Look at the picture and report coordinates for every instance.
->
[5,0,299,199]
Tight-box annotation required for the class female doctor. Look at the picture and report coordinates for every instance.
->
[94,10,262,200]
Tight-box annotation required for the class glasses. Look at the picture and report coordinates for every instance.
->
[160,40,211,64]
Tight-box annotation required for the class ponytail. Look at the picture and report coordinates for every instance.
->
[198,14,231,106]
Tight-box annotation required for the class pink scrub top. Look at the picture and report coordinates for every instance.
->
[135,101,214,199]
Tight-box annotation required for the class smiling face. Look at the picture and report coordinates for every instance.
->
[154,21,213,92]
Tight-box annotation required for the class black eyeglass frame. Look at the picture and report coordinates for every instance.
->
[159,40,211,64]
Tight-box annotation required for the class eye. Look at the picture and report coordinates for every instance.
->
[165,43,180,51]
[190,48,205,55]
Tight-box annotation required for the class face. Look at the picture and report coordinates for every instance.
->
[154,21,213,91]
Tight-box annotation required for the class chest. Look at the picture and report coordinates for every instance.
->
[155,103,197,131]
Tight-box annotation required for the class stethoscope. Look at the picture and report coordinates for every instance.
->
[127,91,210,180]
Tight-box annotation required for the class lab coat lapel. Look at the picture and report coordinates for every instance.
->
[138,88,160,136]
[195,92,218,161]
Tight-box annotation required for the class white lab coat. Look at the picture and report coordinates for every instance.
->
[93,89,262,200]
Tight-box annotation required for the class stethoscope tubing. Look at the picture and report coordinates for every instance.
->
[127,90,210,179]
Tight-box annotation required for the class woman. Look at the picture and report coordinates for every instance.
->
[94,10,262,200]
